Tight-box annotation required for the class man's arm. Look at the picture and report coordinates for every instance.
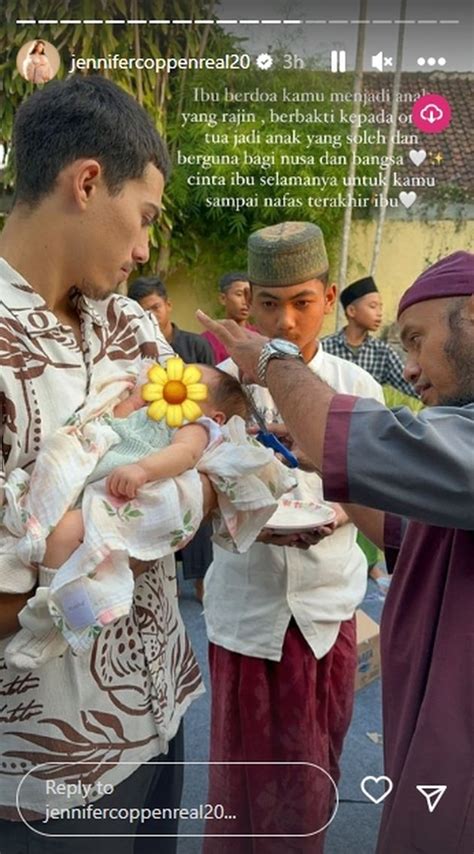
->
[196,311,474,531]
[265,365,474,530]
[266,358,334,474]
[341,504,385,549]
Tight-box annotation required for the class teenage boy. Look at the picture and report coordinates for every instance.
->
[323,275,418,398]
[203,222,384,853]
[129,275,214,365]
[202,271,257,363]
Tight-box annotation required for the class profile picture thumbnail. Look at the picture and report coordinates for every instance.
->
[17,39,60,84]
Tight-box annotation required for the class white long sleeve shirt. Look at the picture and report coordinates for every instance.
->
[204,344,384,661]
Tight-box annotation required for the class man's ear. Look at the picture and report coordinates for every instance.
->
[324,283,337,314]
[68,159,102,210]
[346,304,356,319]
[218,293,227,307]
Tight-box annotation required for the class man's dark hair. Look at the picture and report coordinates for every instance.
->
[128,276,168,303]
[12,75,171,206]
[209,367,251,422]
[218,272,249,294]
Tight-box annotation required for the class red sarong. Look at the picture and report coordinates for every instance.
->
[204,618,357,853]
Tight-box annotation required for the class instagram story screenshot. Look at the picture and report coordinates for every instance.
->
[0,2,473,853]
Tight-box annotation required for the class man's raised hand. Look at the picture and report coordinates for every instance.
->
[196,310,269,384]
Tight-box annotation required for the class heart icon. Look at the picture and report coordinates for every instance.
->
[360,775,393,804]
[409,149,427,166]
[399,191,417,209]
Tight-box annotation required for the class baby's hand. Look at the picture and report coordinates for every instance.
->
[106,464,148,499]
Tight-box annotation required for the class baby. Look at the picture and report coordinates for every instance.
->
[5,359,294,669]
[43,363,250,570]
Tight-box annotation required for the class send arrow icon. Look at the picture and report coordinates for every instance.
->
[416,785,447,813]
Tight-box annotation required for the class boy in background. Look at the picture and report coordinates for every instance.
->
[202,271,257,363]
[323,276,418,400]
[129,276,214,600]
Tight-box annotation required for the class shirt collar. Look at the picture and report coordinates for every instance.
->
[70,289,107,328]
[306,341,323,369]
[0,258,107,332]
[339,327,372,348]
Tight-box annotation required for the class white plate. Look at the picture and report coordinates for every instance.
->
[267,499,336,533]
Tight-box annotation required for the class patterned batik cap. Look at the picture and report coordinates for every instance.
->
[248,221,329,287]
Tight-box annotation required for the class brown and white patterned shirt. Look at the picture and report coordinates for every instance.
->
[0,258,204,819]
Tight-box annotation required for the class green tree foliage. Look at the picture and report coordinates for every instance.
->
[1,3,384,280]
[167,56,385,272]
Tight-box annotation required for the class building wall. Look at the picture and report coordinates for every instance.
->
[166,215,474,336]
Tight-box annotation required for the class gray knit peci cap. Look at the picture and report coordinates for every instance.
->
[247,221,329,287]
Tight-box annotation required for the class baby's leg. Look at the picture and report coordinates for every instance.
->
[43,509,84,569]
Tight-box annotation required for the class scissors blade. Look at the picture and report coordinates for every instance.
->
[244,386,268,432]
[243,386,299,469]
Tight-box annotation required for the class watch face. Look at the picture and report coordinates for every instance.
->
[271,339,301,356]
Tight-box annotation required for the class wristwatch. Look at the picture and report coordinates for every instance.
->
[256,338,304,385]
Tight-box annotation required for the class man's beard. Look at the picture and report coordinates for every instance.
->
[440,325,474,407]
[78,279,113,301]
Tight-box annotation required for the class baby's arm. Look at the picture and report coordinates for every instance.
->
[113,382,144,418]
[106,423,209,499]
[42,509,85,569]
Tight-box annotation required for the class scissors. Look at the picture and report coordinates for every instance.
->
[244,387,299,469]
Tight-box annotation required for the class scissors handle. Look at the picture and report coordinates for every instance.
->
[256,431,299,468]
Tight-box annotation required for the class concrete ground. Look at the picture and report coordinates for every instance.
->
[175,573,387,854]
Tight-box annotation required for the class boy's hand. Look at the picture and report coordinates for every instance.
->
[106,464,148,499]
[257,527,332,550]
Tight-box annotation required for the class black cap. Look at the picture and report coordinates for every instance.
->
[340,276,378,310]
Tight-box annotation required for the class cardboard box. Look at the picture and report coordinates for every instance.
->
[355,609,381,691]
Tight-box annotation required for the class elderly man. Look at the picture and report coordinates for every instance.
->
[198,250,474,854]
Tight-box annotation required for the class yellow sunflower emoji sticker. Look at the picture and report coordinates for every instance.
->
[142,358,208,428]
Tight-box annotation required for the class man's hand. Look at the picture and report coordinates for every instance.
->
[106,464,148,499]
[196,310,269,384]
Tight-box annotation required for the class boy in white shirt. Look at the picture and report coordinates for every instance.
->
[203,222,384,853]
